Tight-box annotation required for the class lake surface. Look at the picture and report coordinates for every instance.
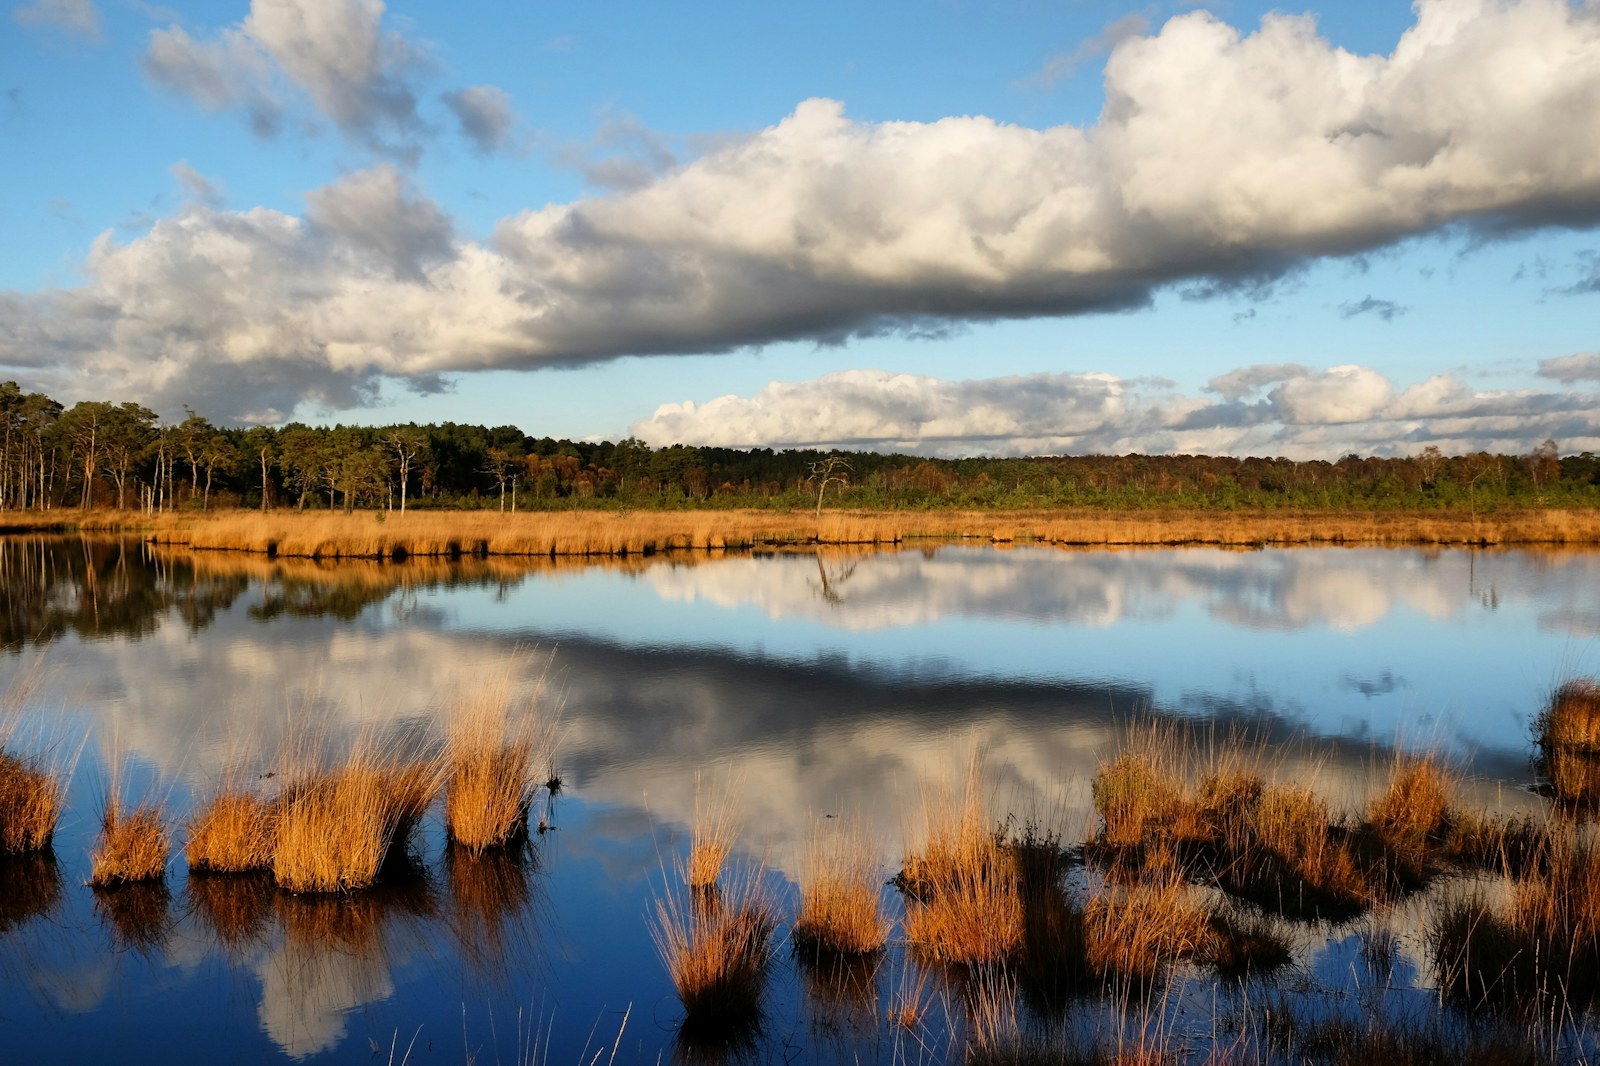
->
[1,536,1597,1064]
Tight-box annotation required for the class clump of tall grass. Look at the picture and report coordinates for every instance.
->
[272,739,441,894]
[88,799,170,886]
[1433,833,1600,1013]
[686,776,737,890]
[1084,848,1210,984]
[0,751,64,854]
[652,866,779,1041]
[792,820,891,961]
[185,784,278,874]
[1534,678,1600,807]
[0,669,70,855]
[899,757,1024,967]
[444,669,552,855]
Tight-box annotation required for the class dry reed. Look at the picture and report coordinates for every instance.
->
[0,751,64,854]
[1535,678,1600,806]
[652,866,779,1039]
[686,776,737,890]
[444,670,549,855]
[91,505,1600,561]
[185,786,278,874]
[88,800,170,886]
[899,756,1025,967]
[792,819,891,960]
[1433,832,1600,1012]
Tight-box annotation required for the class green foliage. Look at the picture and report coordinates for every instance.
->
[3,380,1600,513]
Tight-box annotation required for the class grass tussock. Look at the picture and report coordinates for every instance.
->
[185,785,278,874]
[1083,849,1210,985]
[1535,678,1600,807]
[686,777,737,890]
[899,756,1024,967]
[444,671,551,855]
[1089,736,1475,921]
[0,751,64,854]
[1433,832,1600,1013]
[792,820,891,961]
[88,800,169,886]
[652,867,779,1040]
[272,742,441,894]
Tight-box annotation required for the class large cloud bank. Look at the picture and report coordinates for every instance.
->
[631,363,1600,458]
[5,0,1600,424]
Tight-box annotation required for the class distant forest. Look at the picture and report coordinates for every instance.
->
[3,381,1598,513]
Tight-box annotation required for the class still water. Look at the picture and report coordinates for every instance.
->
[0,537,1596,1063]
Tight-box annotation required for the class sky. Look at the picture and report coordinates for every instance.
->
[2,0,1599,460]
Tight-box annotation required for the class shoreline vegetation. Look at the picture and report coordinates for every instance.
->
[3,505,1600,557]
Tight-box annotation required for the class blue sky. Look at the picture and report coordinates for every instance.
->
[3,0,1598,458]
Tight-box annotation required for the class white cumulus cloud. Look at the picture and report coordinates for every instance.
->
[4,0,1600,423]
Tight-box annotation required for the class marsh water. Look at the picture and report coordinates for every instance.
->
[1,536,1598,1064]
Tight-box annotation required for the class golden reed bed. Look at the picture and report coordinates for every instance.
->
[48,506,1600,558]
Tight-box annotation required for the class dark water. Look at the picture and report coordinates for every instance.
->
[0,536,1597,1064]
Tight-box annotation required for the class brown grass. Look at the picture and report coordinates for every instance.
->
[0,751,64,854]
[185,786,279,874]
[1535,678,1600,806]
[79,505,1600,559]
[686,776,737,890]
[792,820,891,960]
[1084,849,1210,984]
[1433,832,1600,1012]
[652,867,779,1039]
[899,756,1024,967]
[88,800,169,886]
[444,671,549,855]
[272,744,440,893]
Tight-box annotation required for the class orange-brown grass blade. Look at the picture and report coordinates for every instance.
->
[444,667,549,855]
[88,800,170,886]
[686,774,738,890]
[793,818,891,961]
[900,751,1023,967]
[651,864,778,1042]
[0,751,64,854]
[186,787,279,874]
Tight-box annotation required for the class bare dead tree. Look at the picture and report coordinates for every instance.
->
[808,455,852,518]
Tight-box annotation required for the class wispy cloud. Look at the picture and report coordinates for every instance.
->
[168,160,224,207]
[13,0,101,42]
[1338,295,1408,321]
[441,84,516,155]
[1017,13,1148,90]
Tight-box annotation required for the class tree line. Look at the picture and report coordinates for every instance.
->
[2,381,1598,513]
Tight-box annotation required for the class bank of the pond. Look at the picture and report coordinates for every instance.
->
[23,505,1600,558]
